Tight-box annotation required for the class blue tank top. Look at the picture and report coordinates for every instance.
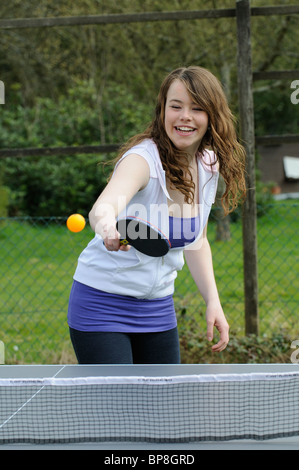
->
[67,215,200,332]
[168,215,200,248]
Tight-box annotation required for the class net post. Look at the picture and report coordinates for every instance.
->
[236,0,259,335]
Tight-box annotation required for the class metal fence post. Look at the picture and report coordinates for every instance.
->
[236,0,259,335]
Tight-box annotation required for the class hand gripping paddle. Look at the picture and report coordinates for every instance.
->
[116,216,171,257]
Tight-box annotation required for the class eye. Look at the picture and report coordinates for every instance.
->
[191,103,204,111]
[170,105,181,109]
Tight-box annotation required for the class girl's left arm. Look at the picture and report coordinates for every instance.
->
[184,225,229,352]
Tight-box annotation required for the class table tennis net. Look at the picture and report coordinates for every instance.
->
[1,371,299,444]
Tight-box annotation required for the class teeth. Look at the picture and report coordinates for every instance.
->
[176,127,195,132]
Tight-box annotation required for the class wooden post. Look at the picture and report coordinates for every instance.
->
[236,0,259,335]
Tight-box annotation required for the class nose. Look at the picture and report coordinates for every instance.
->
[180,107,192,121]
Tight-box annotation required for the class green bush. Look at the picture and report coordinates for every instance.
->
[0,81,151,216]
[3,154,112,217]
[179,319,293,364]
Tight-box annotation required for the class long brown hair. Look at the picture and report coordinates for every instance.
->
[117,66,246,215]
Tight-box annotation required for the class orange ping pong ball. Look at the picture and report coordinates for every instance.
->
[66,214,86,233]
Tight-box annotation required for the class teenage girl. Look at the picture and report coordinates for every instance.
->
[68,66,246,364]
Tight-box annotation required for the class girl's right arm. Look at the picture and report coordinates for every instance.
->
[89,154,150,252]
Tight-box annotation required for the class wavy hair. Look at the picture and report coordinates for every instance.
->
[117,66,246,215]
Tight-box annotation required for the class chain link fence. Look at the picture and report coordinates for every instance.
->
[0,200,298,364]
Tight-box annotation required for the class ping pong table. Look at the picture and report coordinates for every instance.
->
[0,363,299,450]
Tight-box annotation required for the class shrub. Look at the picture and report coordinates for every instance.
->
[1,81,151,216]
[179,319,293,364]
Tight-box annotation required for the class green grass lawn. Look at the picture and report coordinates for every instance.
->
[0,201,298,364]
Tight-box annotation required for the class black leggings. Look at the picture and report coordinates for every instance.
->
[69,327,180,364]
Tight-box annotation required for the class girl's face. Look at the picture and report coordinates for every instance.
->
[164,80,209,158]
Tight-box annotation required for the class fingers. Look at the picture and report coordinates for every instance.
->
[211,337,229,353]
[208,331,229,352]
[206,316,229,352]
[211,327,229,352]
[104,237,130,251]
[103,228,131,252]
[104,239,131,251]
[103,227,122,251]
[119,244,131,251]
[103,237,120,251]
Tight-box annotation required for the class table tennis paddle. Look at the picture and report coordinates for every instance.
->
[116,216,171,257]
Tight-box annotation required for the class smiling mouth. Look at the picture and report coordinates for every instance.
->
[175,126,196,135]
